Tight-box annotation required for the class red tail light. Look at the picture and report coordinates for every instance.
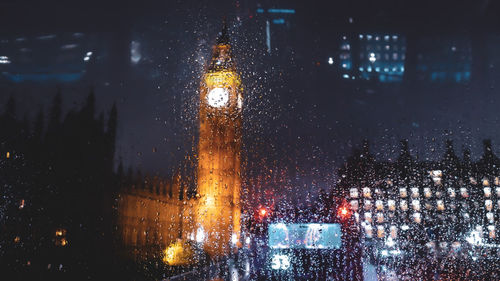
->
[338,205,351,219]
[259,207,267,217]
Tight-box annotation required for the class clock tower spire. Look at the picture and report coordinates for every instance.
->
[196,20,242,257]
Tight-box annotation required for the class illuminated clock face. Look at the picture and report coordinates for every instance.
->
[206,87,229,108]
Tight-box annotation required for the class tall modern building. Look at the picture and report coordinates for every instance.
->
[415,36,472,83]
[332,33,406,83]
[253,4,296,58]
[0,32,111,83]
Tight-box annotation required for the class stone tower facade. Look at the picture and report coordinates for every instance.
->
[195,24,242,257]
[116,24,242,260]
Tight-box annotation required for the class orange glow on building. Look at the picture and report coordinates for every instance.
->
[196,24,243,257]
[116,22,243,261]
[163,240,194,266]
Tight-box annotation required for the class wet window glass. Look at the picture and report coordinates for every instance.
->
[1,1,500,280]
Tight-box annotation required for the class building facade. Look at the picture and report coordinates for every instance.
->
[117,24,243,260]
[337,140,500,264]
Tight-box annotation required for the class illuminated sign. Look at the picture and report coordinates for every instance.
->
[268,9,295,14]
[268,223,342,249]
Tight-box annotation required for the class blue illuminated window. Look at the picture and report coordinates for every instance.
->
[272,18,285,24]
[268,8,295,14]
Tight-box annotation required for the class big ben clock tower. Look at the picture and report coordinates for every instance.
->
[196,22,242,257]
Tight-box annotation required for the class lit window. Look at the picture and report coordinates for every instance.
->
[424,187,432,198]
[400,200,408,211]
[488,225,496,239]
[369,53,376,63]
[365,212,372,223]
[485,200,493,211]
[384,35,390,41]
[377,213,384,223]
[430,170,442,177]
[350,200,359,211]
[487,212,494,223]
[399,188,407,198]
[479,188,490,199]
[387,200,396,211]
[495,177,500,186]
[364,224,373,238]
[341,44,351,50]
[448,188,456,198]
[470,177,477,185]
[350,188,359,198]
[496,187,500,197]
[412,200,420,211]
[390,225,397,238]
[411,188,419,198]
[483,178,490,187]
[460,187,469,198]
[377,225,385,238]
[437,200,445,211]
[363,187,371,198]
[413,213,421,223]
[359,34,363,39]
[6,151,10,158]
[376,200,384,211]
[367,35,372,40]
[430,170,442,185]
[364,200,372,210]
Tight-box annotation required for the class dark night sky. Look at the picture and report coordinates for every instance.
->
[1,0,500,184]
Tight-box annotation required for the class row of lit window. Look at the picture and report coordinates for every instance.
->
[358,66,404,73]
[361,52,404,61]
[353,172,500,188]
[350,187,500,199]
[358,209,498,224]
[429,173,500,187]
[351,199,500,212]
[359,34,399,41]
[362,223,496,239]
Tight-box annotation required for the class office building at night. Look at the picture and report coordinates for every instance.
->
[338,140,500,262]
